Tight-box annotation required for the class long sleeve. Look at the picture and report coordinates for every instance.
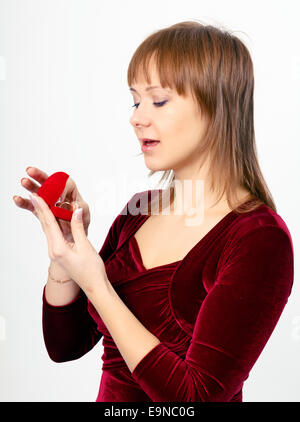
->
[42,208,127,363]
[130,226,294,402]
[42,286,102,362]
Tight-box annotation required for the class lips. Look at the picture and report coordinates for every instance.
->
[140,138,160,145]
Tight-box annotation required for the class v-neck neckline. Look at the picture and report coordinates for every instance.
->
[128,205,242,273]
[130,234,182,272]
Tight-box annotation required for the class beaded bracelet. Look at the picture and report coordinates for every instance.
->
[48,266,73,284]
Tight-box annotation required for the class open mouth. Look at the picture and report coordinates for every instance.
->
[141,139,160,152]
[142,139,160,145]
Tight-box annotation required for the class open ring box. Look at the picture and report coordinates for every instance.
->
[37,171,73,221]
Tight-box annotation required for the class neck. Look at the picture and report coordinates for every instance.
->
[158,178,251,219]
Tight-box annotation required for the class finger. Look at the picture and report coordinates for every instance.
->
[20,176,40,194]
[70,200,88,237]
[13,195,36,213]
[70,204,86,245]
[60,177,76,202]
[26,166,49,185]
[13,167,49,212]
[30,193,66,255]
[29,193,50,233]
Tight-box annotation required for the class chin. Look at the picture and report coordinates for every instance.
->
[144,158,174,173]
[145,164,172,173]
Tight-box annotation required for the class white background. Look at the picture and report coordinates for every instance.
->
[1,0,299,402]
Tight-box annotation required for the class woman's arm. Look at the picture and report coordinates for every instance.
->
[42,210,127,362]
[42,285,102,363]
[44,261,81,306]
[88,225,294,401]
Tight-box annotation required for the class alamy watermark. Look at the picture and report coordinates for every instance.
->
[94,177,206,227]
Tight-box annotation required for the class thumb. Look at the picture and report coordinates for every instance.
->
[71,203,86,244]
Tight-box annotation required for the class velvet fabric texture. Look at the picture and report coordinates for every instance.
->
[42,190,294,402]
[37,171,73,221]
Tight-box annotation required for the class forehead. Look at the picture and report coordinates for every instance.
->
[129,55,196,103]
[131,60,163,89]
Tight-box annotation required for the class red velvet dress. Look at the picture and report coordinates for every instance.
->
[42,190,294,402]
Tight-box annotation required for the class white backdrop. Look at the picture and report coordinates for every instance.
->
[1,0,299,402]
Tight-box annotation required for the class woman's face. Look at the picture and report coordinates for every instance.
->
[129,58,209,174]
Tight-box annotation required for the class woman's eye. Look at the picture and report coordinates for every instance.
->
[132,101,167,109]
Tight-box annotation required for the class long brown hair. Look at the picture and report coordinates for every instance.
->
[127,20,276,214]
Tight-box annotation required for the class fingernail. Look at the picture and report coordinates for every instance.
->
[72,201,79,211]
[29,193,38,207]
[74,208,82,220]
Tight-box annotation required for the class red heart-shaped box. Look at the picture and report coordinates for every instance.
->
[37,171,73,221]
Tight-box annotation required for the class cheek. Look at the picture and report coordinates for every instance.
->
[162,109,188,140]
[167,113,201,154]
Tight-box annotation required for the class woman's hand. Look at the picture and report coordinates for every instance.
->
[29,191,108,296]
[13,166,91,242]
[13,166,94,283]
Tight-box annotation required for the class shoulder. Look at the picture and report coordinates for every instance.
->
[228,203,292,242]
[221,203,294,265]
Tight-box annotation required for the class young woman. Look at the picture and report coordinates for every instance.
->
[13,21,294,402]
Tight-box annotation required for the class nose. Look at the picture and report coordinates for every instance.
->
[129,106,151,128]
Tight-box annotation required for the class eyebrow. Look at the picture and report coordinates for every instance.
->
[129,85,170,93]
